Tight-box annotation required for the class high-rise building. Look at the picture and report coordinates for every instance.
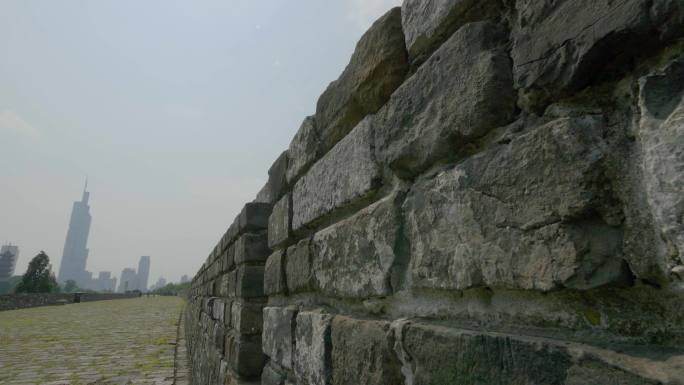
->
[137,256,151,292]
[57,182,92,286]
[0,244,19,281]
[118,268,137,293]
[92,271,117,292]
[180,274,190,284]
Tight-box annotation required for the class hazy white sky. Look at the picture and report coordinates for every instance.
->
[0,0,401,285]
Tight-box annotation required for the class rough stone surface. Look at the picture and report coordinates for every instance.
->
[375,20,516,177]
[264,250,286,296]
[401,0,503,63]
[184,4,684,385]
[236,265,265,298]
[262,307,297,370]
[225,332,264,379]
[261,363,286,385]
[239,203,272,233]
[285,239,315,294]
[405,115,625,291]
[637,55,684,277]
[311,194,400,298]
[234,232,270,264]
[512,0,684,110]
[268,194,291,249]
[231,300,264,335]
[397,321,677,385]
[330,316,403,385]
[294,311,333,385]
[316,7,408,153]
[293,117,381,230]
[269,151,289,201]
[286,116,322,184]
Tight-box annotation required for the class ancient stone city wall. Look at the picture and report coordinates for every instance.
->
[0,292,141,311]
[185,0,684,384]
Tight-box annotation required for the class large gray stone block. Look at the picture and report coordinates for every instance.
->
[286,116,322,184]
[261,362,286,385]
[239,203,273,233]
[285,239,315,294]
[311,194,400,298]
[262,307,297,370]
[404,115,626,291]
[374,20,516,178]
[234,232,270,265]
[330,316,403,385]
[224,332,265,379]
[294,311,333,385]
[236,265,264,298]
[268,194,291,249]
[292,117,381,230]
[635,55,684,280]
[395,321,677,385]
[231,300,264,336]
[264,250,286,296]
[315,7,408,153]
[512,0,684,111]
[401,0,503,64]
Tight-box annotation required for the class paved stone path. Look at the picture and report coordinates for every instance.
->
[0,297,184,385]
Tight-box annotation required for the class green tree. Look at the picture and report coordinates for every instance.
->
[15,251,60,293]
[63,280,78,293]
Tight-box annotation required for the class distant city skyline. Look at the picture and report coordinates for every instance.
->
[0,0,402,283]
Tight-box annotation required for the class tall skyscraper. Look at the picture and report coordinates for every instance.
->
[57,181,92,286]
[0,244,19,280]
[118,268,137,293]
[137,256,151,292]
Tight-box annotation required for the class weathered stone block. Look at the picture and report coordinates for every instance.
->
[213,321,225,354]
[223,299,233,328]
[401,0,503,64]
[330,316,403,385]
[286,116,322,184]
[264,250,286,296]
[227,270,238,298]
[397,321,671,385]
[294,311,333,385]
[315,7,408,153]
[219,273,232,297]
[261,362,286,385]
[231,300,264,335]
[293,117,381,230]
[227,220,239,244]
[268,195,291,249]
[212,299,225,322]
[375,20,516,177]
[234,232,270,264]
[257,151,289,204]
[225,244,236,272]
[404,115,626,291]
[634,54,684,280]
[225,332,265,379]
[262,307,297,370]
[239,202,273,233]
[311,194,400,298]
[285,239,315,294]
[512,0,684,110]
[236,265,265,298]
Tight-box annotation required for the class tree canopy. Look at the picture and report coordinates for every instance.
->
[15,251,60,293]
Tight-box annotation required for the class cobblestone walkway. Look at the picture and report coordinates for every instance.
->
[0,297,184,385]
